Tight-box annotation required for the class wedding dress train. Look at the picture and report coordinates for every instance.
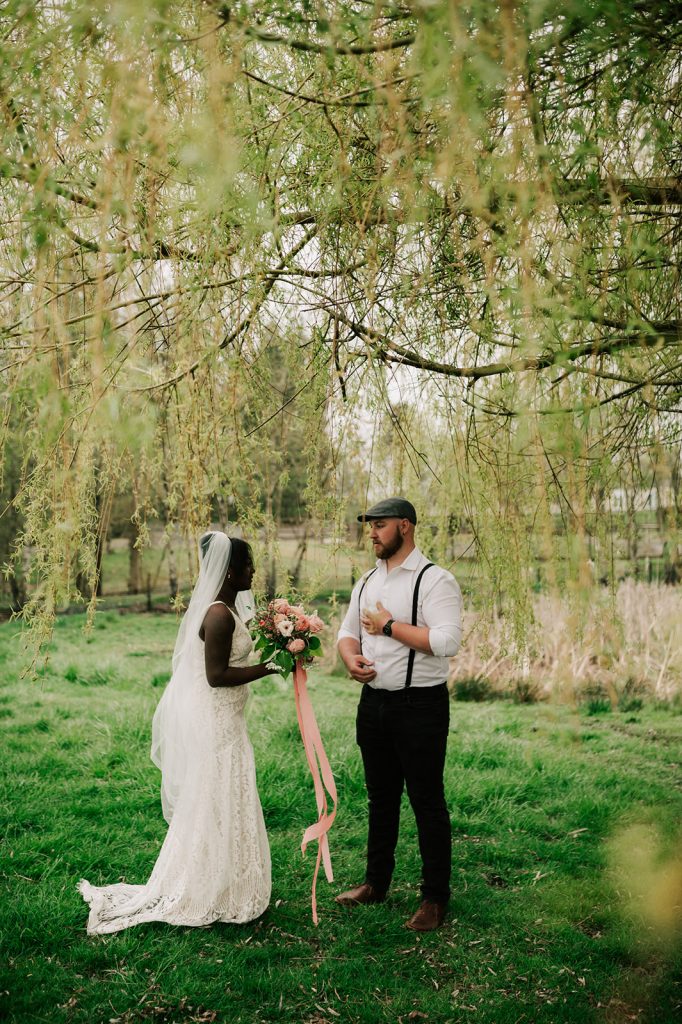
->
[79,608,271,933]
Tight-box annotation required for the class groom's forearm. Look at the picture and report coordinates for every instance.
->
[338,637,361,666]
[389,622,433,655]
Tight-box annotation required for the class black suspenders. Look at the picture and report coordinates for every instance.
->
[357,562,434,687]
[404,563,434,688]
[357,567,377,655]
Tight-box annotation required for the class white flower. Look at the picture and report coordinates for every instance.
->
[277,619,294,637]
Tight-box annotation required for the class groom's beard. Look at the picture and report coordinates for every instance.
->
[374,530,404,560]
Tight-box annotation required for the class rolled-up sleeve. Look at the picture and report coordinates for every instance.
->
[424,573,462,658]
[336,580,362,646]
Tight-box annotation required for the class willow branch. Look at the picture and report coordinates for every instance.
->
[127,226,318,392]
[335,313,682,381]
[242,70,416,107]
[242,24,415,56]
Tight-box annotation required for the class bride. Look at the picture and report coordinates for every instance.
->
[79,531,274,933]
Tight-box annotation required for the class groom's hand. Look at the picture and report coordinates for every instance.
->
[360,601,392,636]
[338,637,376,682]
[345,654,377,683]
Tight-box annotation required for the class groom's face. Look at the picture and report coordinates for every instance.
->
[368,519,405,560]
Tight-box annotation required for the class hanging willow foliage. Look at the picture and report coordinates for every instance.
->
[0,0,680,648]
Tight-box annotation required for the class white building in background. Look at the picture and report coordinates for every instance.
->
[549,486,675,517]
[605,486,675,513]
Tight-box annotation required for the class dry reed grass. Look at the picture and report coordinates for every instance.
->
[449,581,682,704]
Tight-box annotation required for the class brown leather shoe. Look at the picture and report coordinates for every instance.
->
[405,899,448,931]
[335,883,386,907]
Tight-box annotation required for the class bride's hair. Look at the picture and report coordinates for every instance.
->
[228,537,253,572]
[199,532,253,573]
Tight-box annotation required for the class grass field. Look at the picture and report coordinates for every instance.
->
[1,613,681,1023]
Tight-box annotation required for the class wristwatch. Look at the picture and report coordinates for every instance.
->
[382,618,395,637]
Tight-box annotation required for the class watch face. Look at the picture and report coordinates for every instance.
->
[382,620,392,636]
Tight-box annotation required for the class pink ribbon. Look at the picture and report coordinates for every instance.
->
[292,660,337,925]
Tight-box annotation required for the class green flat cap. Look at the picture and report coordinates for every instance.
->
[357,497,417,524]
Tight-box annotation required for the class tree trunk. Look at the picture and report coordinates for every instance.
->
[168,534,178,600]
[128,535,141,594]
[9,566,27,610]
[290,528,308,590]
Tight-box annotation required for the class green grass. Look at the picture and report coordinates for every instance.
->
[1,615,681,1023]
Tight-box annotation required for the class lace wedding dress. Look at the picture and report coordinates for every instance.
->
[78,606,271,933]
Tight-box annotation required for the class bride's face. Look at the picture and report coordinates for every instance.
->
[229,555,255,592]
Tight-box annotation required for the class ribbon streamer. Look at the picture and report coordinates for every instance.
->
[292,660,337,924]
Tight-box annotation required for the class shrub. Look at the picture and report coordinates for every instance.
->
[64,666,115,686]
[452,676,493,702]
[511,678,541,704]
[585,698,612,716]
[619,696,644,713]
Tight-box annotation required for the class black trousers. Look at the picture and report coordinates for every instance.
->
[355,682,451,903]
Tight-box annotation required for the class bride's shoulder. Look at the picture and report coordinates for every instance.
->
[200,602,236,640]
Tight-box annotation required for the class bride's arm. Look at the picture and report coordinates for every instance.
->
[202,605,272,688]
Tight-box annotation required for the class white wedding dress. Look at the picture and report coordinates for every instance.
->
[78,605,271,933]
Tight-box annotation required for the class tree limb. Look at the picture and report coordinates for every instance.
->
[335,312,682,381]
[242,24,415,56]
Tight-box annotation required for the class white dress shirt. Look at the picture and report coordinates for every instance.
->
[337,547,462,690]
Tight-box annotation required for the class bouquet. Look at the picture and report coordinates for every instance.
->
[253,597,334,924]
[253,598,325,677]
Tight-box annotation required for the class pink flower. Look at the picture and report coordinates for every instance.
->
[287,638,306,654]
[273,613,287,624]
[294,614,310,632]
[288,604,305,617]
[308,615,324,633]
[277,620,294,637]
[271,598,291,613]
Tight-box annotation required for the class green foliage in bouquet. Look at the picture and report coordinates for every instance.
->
[253,599,325,679]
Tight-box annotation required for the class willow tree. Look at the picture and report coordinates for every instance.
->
[0,0,680,644]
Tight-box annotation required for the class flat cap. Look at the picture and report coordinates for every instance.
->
[357,497,417,524]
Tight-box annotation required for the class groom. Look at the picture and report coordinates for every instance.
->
[336,498,462,931]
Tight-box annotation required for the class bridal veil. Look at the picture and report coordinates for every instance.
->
[150,531,254,823]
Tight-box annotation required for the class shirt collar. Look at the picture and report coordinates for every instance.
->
[375,546,424,572]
